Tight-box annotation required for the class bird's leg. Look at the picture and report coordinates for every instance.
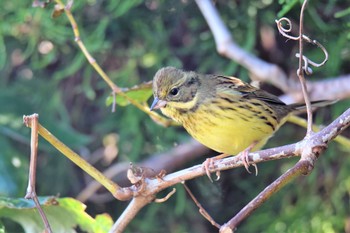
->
[238,141,258,176]
[203,153,229,182]
[202,141,259,181]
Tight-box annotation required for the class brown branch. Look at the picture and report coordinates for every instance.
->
[221,160,310,232]
[219,107,350,232]
[23,108,350,232]
[24,107,350,232]
[195,0,290,92]
[22,117,143,201]
[183,183,220,229]
[23,114,52,233]
[296,0,313,136]
[287,75,350,102]
[112,108,350,232]
[77,140,210,202]
[51,0,174,127]
[109,196,154,233]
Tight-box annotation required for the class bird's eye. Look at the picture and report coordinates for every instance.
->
[169,87,179,96]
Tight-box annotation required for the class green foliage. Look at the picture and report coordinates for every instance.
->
[105,81,153,107]
[0,0,349,232]
[0,196,113,233]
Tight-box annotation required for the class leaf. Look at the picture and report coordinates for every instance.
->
[334,7,350,18]
[106,81,153,107]
[277,0,299,18]
[0,196,113,233]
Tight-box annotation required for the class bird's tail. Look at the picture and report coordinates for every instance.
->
[290,99,337,114]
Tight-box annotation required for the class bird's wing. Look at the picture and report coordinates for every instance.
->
[216,75,286,105]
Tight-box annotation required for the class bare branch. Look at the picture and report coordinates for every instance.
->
[109,196,154,233]
[25,106,350,232]
[221,160,310,232]
[23,114,52,233]
[219,107,350,231]
[147,108,350,194]
[296,0,314,136]
[279,74,350,103]
[77,140,210,202]
[148,108,350,231]
[195,0,290,92]
[196,0,349,105]
[183,183,221,229]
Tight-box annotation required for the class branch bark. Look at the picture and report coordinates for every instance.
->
[77,140,210,202]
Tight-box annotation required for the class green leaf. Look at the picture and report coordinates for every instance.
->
[334,7,350,18]
[0,196,113,233]
[277,0,299,18]
[106,81,153,107]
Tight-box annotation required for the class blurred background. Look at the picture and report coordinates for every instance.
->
[1,0,350,232]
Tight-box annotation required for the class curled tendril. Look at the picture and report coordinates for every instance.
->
[275,18,299,40]
[275,17,328,75]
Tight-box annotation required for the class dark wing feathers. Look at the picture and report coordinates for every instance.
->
[216,75,286,106]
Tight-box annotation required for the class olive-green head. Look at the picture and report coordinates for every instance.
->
[150,67,200,110]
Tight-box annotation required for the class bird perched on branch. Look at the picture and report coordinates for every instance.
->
[150,67,331,179]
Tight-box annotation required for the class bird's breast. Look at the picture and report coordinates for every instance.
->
[177,98,281,154]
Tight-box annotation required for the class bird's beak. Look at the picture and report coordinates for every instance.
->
[150,97,167,110]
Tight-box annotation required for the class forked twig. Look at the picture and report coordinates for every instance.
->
[183,183,220,229]
[297,0,313,136]
[276,0,328,136]
[22,114,139,201]
[275,19,328,73]
[23,114,52,233]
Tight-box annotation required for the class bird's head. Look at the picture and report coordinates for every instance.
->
[150,67,200,112]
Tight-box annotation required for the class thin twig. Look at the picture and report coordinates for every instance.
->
[53,0,173,127]
[154,188,176,203]
[23,114,52,233]
[297,0,314,137]
[197,0,346,104]
[183,183,221,229]
[22,116,139,201]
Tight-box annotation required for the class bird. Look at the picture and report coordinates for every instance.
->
[150,66,331,179]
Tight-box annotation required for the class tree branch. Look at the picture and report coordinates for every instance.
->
[195,0,350,103]
[220,160,310,233]
[195,0,290,92]
[109,196,154,233]
[111,108,350,231]
[77,140,210,202]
